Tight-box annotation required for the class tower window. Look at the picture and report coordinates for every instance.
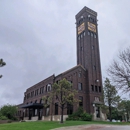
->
[91,32,93,37]
[93,65,96,70]
[94,34,96,38]
[81,34,82,38]
[78,36,80,40]
[99,86,101,92]
[91,85,94,91]
[92,46,94,49]
[83,32,85,36]
[95,86,98,92]
[78,82,82,90]
[81,47,83,51]
[88,31,90,35]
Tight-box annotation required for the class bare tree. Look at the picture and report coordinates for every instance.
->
[0,59,6,78]
[107,47,130,94]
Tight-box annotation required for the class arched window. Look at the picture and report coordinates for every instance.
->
[47,84,51,92]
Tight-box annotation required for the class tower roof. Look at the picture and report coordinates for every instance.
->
[75,6,97,19]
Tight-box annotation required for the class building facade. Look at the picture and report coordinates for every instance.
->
[17,6,105,121]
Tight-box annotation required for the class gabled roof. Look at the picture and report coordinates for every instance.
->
[56,64,86,78]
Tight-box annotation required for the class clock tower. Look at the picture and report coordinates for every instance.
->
[75,7,103,118]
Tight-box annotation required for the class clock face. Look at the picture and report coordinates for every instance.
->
[78,23,85,35]
[88,22,96,32]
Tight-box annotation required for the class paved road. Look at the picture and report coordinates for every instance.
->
[53,124,130,130]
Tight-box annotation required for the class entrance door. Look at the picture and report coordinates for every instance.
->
[29,109,32,120]
[96,106,100,118]
[38,109,42,120]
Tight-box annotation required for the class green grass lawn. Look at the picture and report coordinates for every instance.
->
[0,121,129,130]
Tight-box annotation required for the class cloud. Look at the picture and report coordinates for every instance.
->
[0,0,130,106]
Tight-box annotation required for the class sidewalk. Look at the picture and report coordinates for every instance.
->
[52,124,105,130]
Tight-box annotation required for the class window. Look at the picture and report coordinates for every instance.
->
[81,34,82,38]
[99,86,101,92]
[88,31,90,35]
[78,36,80,40]
[78,73,81,77]
[95,97,99,102]
[67,103,73,115]
[94,34,96,38]
[55,103,58,115]
[79,96,83,107]
[92,46,94,50]
[91,85,94,91]
[78,82,82,90]
[95,86,98,92]
[83,31,85,36]
[91,32,93,37]
[96,106,100,118]
[47,84,51,92]
[93,65,96,70]
[81,47,83,51]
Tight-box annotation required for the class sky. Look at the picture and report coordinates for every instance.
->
[0,0,130,106]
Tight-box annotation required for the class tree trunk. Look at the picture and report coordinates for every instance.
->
[109,105,112,122]
[60,105,64,123]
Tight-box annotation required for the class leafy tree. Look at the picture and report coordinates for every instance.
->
[107,47,130,94]
[43,78,78,123]
[0,58,6,78]
[118,100,130,121]
[0,104,17,120]
[104,78,121,121]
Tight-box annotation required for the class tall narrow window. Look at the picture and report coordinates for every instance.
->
[88,31,90,35]
[95,86,98,92]
[84,31,85,36]
[55,103,58,115]
[67,103,73,115]
[78,36,80,40]
[94,34,96,38]
[79,96,83,107]
[91,32,93,37]
[93,65,96,70]
[81,34,82,38]
[99,86,101,92]
[91,85,94,91]
[78,83,82,90]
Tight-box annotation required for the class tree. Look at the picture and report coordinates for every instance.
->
[107,47,130,94]
[43,78,78,123]
[0,104,17,120]
[0,58,6,78]
[104,78,121,121]
[118,100,130,121]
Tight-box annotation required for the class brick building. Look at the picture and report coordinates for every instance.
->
[17,6,105,121]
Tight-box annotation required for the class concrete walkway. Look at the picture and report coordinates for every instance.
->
[52,124,130,130]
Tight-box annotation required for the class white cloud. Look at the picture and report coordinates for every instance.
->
[0,0,130,106]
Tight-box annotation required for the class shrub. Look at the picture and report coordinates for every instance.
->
[80,112,92,121]
[0,116,8,120]
[66,107,92,121]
